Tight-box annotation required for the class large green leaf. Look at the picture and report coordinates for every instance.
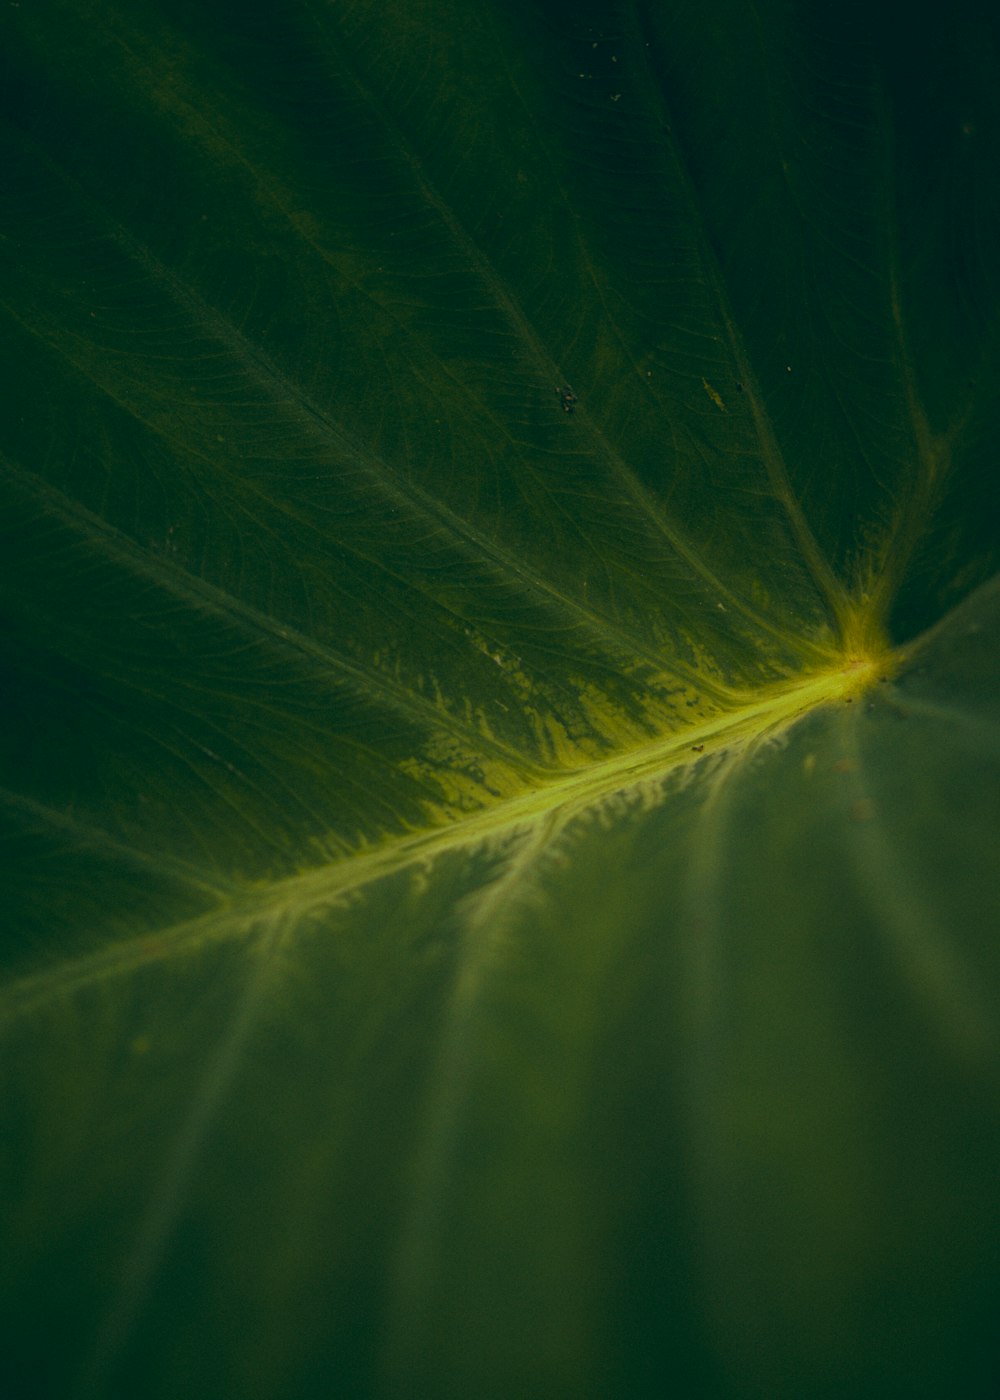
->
[2,1,999,1396]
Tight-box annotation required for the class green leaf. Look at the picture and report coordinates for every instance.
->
[2,1,998,1397]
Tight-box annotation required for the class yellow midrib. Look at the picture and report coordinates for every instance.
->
[274,645,894,907]
[2,639,896,1023]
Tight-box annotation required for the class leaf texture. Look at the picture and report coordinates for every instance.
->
[1,1,999,1397]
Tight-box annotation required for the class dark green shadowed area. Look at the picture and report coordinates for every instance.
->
[2,2,999,1398]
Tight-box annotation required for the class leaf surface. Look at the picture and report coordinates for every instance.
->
[1,2,999,1397]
